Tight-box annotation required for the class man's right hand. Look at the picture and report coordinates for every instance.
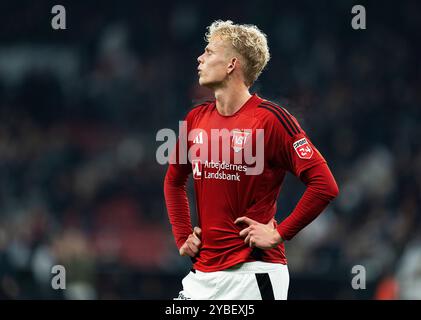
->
[179,227,202,257]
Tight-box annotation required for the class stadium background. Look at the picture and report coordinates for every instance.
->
[0,0,419,299]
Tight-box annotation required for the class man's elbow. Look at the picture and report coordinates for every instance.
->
[320,164,339,200]
[304,163,340,201]
[327,179,339,201]
[164,171,176,192]
[163,170,170,186]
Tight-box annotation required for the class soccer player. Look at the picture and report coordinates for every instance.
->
[164,20,339,300]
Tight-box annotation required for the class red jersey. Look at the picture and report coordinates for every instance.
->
[165,93,327,272]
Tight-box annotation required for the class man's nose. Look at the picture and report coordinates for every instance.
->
[197,54,204,64]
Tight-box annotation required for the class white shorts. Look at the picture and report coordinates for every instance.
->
[175,261,289,300]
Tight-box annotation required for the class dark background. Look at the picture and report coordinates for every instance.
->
[0,0,419,299]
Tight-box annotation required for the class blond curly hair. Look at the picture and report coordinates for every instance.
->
[205,20,270,86]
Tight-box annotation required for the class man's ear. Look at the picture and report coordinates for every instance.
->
[227,57,238,75]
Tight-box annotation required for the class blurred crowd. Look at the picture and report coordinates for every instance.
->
[0,1,420,299]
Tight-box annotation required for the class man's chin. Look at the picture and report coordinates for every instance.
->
[198,78,207,86]
[198,78,216,89]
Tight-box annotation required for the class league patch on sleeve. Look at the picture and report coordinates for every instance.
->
[293,137,313,159]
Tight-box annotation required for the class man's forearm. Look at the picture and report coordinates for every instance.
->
[164,166,193,249]
[277,163,339,241]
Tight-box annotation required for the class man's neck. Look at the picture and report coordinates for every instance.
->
[214,85,252,116]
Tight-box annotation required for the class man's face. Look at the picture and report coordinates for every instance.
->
[197,36,233,88]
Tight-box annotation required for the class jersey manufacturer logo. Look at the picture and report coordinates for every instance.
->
[232,129,251,153]
[193,131,203,144]
[293,137,313,159]
[192,159,202,180]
